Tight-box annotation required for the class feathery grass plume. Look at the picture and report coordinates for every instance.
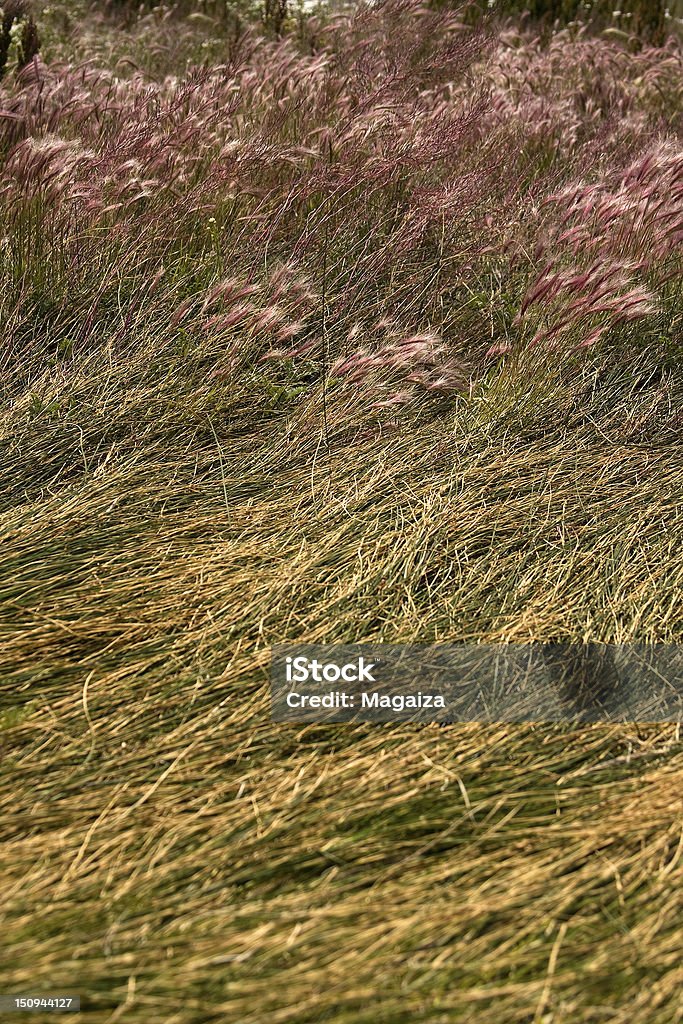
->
[515,139,682,350]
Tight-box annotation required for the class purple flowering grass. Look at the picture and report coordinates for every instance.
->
[0,0,680,411]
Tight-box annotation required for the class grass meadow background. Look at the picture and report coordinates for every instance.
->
[1,0,682,1020]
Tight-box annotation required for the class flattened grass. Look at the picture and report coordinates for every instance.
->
[1,333,682,1022]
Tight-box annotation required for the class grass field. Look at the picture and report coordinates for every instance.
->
[1,1,682,1021]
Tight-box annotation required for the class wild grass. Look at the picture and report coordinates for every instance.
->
[1,1,682,1021]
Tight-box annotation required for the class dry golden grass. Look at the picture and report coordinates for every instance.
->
[1,334,682,1022]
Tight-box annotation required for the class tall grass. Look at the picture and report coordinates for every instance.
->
[2,1,682,405]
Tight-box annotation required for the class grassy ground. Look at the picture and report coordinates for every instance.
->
[1,2,683,1022]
